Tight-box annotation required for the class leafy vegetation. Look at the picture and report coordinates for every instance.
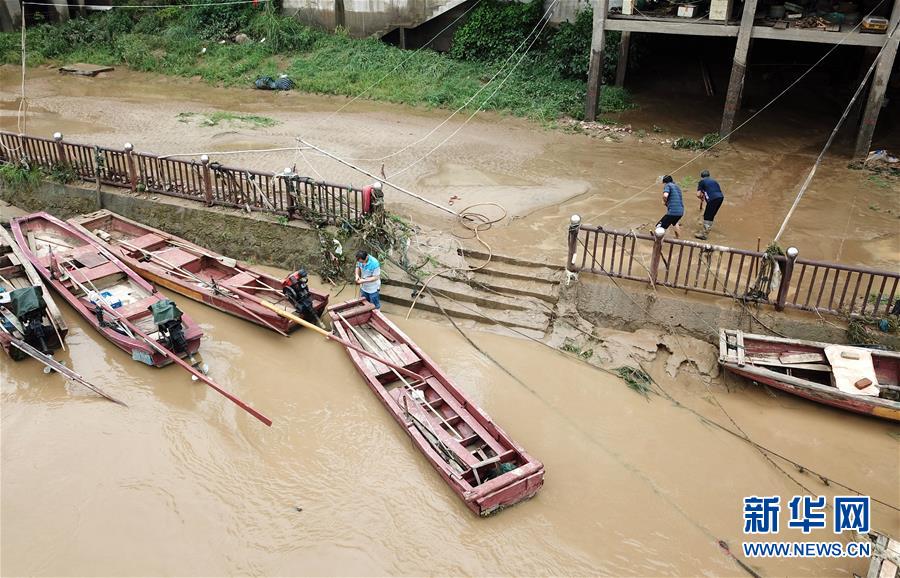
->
[177,111,278,127]
[672,132,720,151]
[0,162,44,190]
[1,0,634,121]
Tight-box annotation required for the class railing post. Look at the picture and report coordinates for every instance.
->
[566,214,581,273]
[93,145,104,210]
[282,168,297,220]
[649,226,666,285]
[124,142,136,193]
[200,154,213,206]
[775,246,798,312]
[371,183,384,224]
[53,132,67,167]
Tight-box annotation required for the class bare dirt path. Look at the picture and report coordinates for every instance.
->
[2,65,897,268]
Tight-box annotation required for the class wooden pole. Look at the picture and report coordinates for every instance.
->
[256,300,425,382]
[854,6,900,158]
[59,259,272,426]
[720,0,759,139]
[584,0,610,122]
[615,31,630,88]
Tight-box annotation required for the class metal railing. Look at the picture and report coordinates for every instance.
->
[566,218,899,319]
[0,131,376,225]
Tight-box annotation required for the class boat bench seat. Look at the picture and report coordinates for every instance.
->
[221,272,256,288]
[117,296,163,320]
[155,248,200,270]
[369,344,421,379]
[127,233,166,251]
[68,262,122,287]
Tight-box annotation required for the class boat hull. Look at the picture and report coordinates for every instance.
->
[720,329,900,422]
[10,212,202,367]
[70,210,328,333]
[0,228,68,360]
[329,298,544,515]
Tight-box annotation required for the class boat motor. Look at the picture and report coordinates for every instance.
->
[7,286,52,359]
[282,268,321,326]
[149,299,188,354]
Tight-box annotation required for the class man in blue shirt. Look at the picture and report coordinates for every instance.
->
[656,175,684,237]
[355,250,381,309]
[695,169,725,240]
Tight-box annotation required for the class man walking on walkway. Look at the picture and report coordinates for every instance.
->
[695,169,725,240]
[656,175,684,237]
[355,250,382,309]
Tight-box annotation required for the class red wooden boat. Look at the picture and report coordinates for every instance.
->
[70,210,328,334]
[0,227,68,360]
[329,298,544,515]
[720,329,900,422]
[11,212,202,367]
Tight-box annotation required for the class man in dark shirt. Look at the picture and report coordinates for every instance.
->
[695,169,724,240]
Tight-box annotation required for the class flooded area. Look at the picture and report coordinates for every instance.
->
[1,66,898,270]
[2,62,900,577]
[2,273,899,576]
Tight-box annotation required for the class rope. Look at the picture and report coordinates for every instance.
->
[343,0,559,165]
[773,18,900,243]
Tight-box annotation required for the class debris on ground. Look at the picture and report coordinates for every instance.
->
[58,63,114,77]
[254,75,295,91]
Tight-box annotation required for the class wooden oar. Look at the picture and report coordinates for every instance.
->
[2,328,127,406]
[58,260,272,426]
[256,300,425,382]
[117,241,289,337]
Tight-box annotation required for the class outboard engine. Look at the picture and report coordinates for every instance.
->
[149,299,188,354]
[8,286,52,358]
[282,268,322,326]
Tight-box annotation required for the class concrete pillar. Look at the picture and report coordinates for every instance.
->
[0,1,15,32]
[615,31,631,87]
[584,0,610,122]
[719,0,759,139]
[51,0,69,22]
[854,0,900,158]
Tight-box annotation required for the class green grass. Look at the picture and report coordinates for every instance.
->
[0,5,632,121]
[177,111,278,127]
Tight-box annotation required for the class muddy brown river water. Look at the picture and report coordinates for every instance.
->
[3,276,899,576]
[1,65,899,576]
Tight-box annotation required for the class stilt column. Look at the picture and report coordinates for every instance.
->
[719,0,759,139]
[615,31,631,87]
[854,0,900,158]
[585,0,610,121]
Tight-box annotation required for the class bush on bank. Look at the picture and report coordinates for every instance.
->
[0,1,632,121]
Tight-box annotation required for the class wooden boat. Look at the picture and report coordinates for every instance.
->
[0,227,68,360]
[858,531,900,578]
[70,210,329,334]
[329,298,544,515]
[719,329,900,422]
[11,212,202,367]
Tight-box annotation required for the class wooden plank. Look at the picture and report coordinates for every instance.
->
[779,352,826,364]
[746,357,833,372]
[736,330,745,367]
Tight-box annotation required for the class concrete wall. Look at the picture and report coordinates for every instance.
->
[569,274,900,349]
[0,182,361,275]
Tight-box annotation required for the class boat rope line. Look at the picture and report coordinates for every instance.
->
[295,0,559,184]
[341,223,762,578]
[340,0,560,165]
[385,0,558,181]
[583,0,889,225]
[772,17,900,244]
[571,237,900,513]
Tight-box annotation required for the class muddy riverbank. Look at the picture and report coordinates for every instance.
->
[2,65,898,271]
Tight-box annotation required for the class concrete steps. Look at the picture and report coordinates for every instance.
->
[380,251,563,337]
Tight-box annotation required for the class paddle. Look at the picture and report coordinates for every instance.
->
[116,240,289,337]
[58,259,272,427]
[256,300,425,382]
[1,328,127,406]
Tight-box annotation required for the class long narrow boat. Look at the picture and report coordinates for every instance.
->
[719,329,900,422]
[328,298,544,515]
[11,212,202,367]
[858,531,900,578]
[0,227,68,359]
[70,210,329,334]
